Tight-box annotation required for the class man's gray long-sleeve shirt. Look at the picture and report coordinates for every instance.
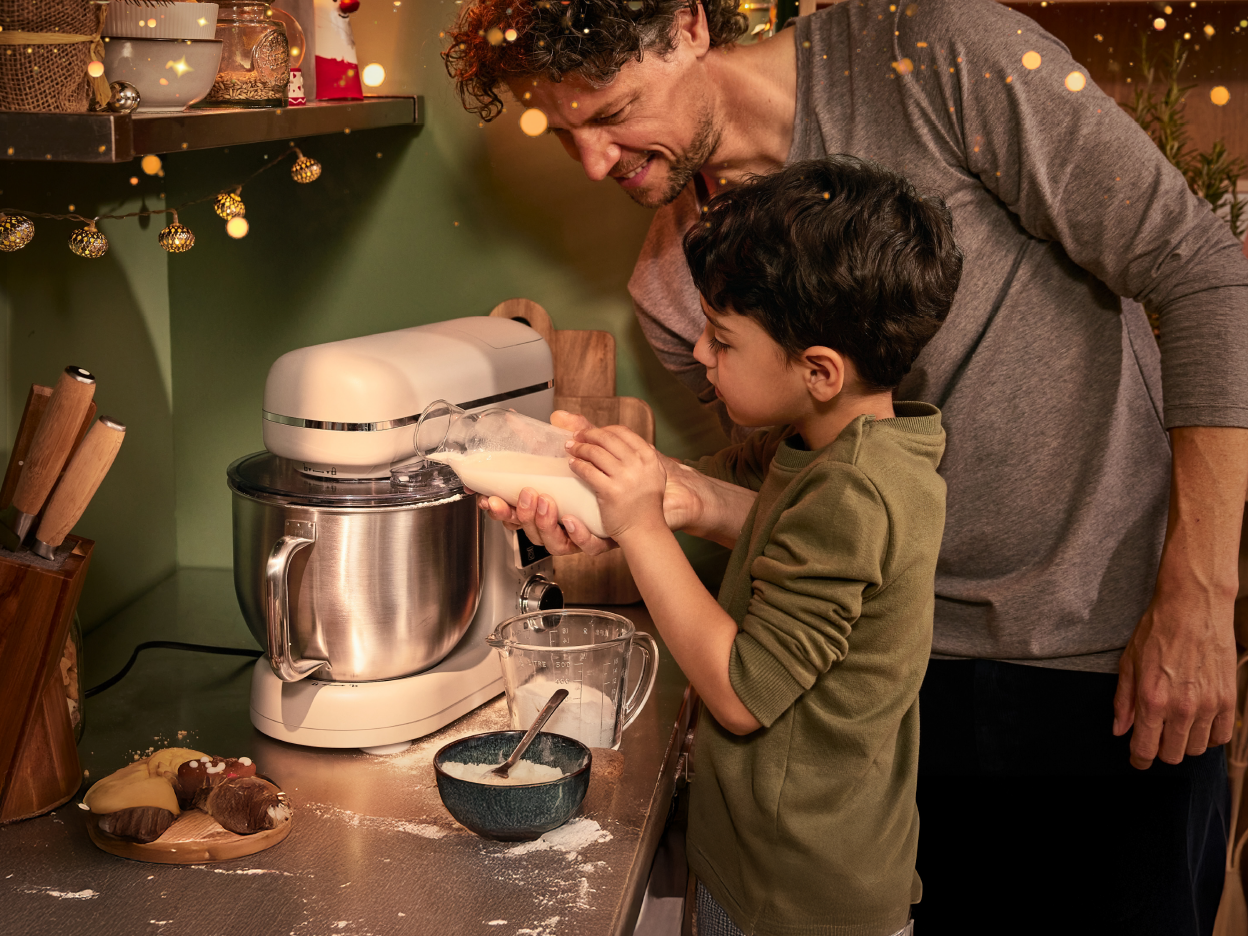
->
[629,0,1248,672]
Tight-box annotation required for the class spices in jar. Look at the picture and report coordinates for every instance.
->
[206,1,289,107]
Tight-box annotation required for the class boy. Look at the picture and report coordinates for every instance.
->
[567,156,961,936]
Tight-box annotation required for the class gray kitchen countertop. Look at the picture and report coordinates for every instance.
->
[2,569,693,936]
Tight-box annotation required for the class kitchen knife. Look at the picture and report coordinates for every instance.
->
[0,384,53,511]
[31,417,125,561]
[64,401,98,480]
[0,366,95,552]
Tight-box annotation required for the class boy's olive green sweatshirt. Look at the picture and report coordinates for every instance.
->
[687,402,946,936]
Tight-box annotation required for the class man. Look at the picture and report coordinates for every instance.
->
[444,2,1248,932]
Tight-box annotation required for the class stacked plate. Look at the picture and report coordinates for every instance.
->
[104,2,220,40]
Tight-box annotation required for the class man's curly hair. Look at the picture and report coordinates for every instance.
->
[444,0,748,121]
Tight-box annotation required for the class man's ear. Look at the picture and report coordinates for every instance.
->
[673,1,712,58]
[800,346,846,403]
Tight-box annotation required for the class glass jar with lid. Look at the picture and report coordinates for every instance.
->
[205,1,290,107]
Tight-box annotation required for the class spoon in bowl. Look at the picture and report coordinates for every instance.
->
[490,688,569,779]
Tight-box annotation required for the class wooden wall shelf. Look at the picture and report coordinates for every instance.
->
[0,95,421,165]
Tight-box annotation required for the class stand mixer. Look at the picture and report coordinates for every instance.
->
[228,317,565,753]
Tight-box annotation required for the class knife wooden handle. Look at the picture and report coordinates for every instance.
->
[0,384,52,511]
[35,417,125,550]
[11,367,95,518]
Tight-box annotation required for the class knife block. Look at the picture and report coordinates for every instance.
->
[0,535,91,823]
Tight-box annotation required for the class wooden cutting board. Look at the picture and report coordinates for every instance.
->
[489,300,652,604]
[84,798,293,864]
[490,299,616,397]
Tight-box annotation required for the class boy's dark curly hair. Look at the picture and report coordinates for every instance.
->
[444,0,748,121]
[683,156,964,391]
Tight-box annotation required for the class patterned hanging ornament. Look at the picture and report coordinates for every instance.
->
[290,151,322,184]
[158,211,195,253]
[69,220,108,259]
[213,190,246,220]
[0,213,35,252]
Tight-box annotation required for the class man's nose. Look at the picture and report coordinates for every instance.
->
[566,130,621,182]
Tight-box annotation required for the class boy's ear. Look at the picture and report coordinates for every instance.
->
[800,346,845,403]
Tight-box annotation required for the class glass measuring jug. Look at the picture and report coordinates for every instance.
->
[416,400,607,538]
[486,610,659,750]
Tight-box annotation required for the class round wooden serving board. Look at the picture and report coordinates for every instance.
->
[85,804,292,864]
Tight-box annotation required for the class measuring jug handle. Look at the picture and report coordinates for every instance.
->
[621,631,660,732]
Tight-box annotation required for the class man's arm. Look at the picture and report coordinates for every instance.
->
[1113,426,1248,768]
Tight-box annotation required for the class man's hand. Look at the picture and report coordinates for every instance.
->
[1112,426,1248,768]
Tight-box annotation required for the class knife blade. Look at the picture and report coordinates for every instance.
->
[0,366,95,552]
[0,384,53,511]
[31,417,125,561]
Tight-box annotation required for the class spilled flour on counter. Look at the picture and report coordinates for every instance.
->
[304,801,447,840]
[515,916,562,936]
[199,867,293,876]
[21,886,98,900]
[503,818,611,859]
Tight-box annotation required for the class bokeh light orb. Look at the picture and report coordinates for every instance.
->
[141,154,162,175]
[87,60,105,78]
[519,107,548,137]
[362,63,385,87]
[226,216,250,239]
[1065,71,1086,93]
[1022,51,1041,70]
[1153,17,1167,30]
[1211,85,1231,106]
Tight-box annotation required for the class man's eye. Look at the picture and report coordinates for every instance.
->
[599,108,626,124]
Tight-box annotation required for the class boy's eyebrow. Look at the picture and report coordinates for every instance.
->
[703,307,735,333]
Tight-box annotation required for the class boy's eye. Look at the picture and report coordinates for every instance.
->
[707,334,728,354]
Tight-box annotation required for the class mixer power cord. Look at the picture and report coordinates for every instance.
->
[85,641,263,699]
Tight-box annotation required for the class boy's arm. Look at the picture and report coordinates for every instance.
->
[568,425,762,734]
[618,519,762,735]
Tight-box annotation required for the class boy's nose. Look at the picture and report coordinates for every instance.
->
[693,324,716,368]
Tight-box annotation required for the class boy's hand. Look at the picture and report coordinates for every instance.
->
[567,425,668,540]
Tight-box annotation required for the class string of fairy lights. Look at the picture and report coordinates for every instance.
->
[0,144,323,259]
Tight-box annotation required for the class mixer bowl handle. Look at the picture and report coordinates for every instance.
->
[621,631,660,732]
[265,529,330,682]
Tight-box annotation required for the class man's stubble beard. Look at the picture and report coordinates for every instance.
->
[626,107,720,209]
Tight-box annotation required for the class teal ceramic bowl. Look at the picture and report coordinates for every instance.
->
[433,730,592,841]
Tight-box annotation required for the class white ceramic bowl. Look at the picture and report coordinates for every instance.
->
[104,2,220,41]
[102,37,223,112]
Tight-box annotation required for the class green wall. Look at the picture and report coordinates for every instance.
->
[0,0,728,628]
[0,171,178,630]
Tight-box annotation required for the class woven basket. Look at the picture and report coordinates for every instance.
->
[0,0,105,113]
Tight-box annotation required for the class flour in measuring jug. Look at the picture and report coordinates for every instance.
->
[511,683,618,749]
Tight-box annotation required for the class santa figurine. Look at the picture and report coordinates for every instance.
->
[314,0,364,100]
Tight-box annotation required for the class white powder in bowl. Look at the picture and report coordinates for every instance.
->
[440,760,567,786]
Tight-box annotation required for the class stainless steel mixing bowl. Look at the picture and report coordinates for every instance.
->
[229,452,482,683]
